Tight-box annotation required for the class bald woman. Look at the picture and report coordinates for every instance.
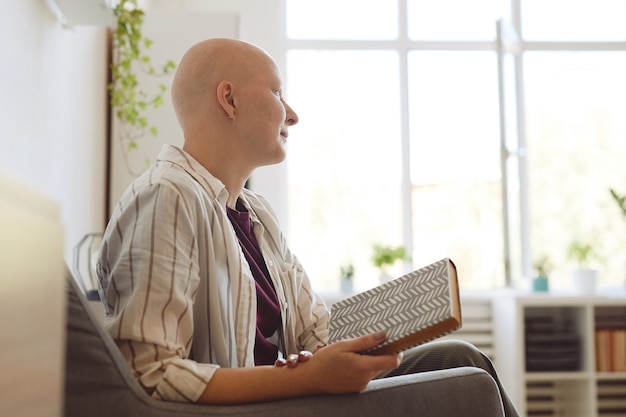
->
[97,38,518,416]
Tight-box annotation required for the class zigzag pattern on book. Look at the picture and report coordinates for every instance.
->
[329,259,452,348]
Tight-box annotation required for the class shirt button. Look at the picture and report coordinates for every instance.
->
[268,260,274,267]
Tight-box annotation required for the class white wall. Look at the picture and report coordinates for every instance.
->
[0,0,108,263]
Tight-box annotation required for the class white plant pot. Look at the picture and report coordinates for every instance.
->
[340,277,353,294]
[379,272,392,285]
[572,268,597,294]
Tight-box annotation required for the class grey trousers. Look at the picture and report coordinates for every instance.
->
[378,340,520,417]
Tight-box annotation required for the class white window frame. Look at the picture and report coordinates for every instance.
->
[262,0,626,288]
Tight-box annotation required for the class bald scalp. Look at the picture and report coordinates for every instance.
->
[170,38,273,139]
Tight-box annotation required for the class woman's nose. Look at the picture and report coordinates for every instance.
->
[284,101,299,126]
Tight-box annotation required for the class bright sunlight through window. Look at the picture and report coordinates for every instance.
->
[285,0,626,294]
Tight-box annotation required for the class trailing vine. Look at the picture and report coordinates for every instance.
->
[108,0,176,172]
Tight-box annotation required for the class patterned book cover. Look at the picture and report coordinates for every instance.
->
[329,258,461,354]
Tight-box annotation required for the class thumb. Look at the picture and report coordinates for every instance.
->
[342,330,388,353]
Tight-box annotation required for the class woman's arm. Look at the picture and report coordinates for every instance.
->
[198,331,401,404]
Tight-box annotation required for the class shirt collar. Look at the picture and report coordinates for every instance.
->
[156,144,258,222]
[156,144,229,203]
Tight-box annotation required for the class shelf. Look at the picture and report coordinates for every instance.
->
[597,372,626,381]
[526,371,590,382]
[493,293,626,417]
[597,379,626,417]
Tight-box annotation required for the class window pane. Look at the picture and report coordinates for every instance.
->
[525,52,626,290]
[408,51,504,289]
[286,50,402,291]
[286,0,398,40]
[407,0,507,41]
[521,0,626,41]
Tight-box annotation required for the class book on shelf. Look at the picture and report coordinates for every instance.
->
[615,330,626,372]
[328,257,462,355]
[595,328,626,372]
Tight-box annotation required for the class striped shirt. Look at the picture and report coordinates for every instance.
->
[96,144,330,403]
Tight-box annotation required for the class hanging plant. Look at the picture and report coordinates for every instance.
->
[108,0,176,171]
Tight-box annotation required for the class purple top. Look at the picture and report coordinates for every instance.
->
[226,200,281,365]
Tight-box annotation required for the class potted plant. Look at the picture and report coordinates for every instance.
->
[371,244,407,283]
[532,255,551,292]
[339,263,354,293]
[109,0,176,174]
[567,240,599,294]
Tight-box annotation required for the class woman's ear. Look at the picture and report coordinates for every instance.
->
[216,80,236,120]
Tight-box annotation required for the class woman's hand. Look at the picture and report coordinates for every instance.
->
[301,330,402,394]
[275,332,402,391]
[274,350,313,368]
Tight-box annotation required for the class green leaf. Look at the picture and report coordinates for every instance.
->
[371,244,407,269]
[152,95,164,108]
[164,60,177,73]
[610,188,626,218]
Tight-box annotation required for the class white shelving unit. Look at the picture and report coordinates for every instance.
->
[493,293,626,417]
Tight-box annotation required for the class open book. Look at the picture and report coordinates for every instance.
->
[329,258,461,355]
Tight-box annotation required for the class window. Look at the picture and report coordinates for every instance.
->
[286,49,404,291]
[524,51,626,288]
[284,0,626,292]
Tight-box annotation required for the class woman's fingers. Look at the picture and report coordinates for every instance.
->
[275,350,314,368]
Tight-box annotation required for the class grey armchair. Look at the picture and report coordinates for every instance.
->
[64,273,505,417]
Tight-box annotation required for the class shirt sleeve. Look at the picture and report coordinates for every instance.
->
[98,179,216,403]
